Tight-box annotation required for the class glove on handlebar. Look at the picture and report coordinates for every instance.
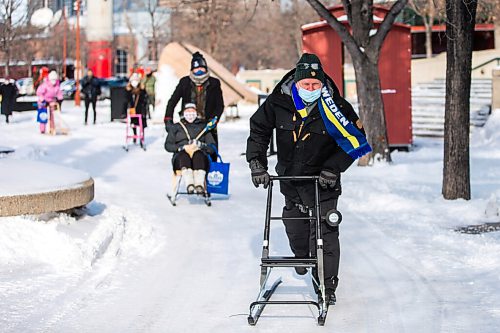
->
[318,170,338,189]
[249,159,270,189]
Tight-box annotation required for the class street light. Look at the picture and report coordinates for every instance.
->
[74,0,81,106]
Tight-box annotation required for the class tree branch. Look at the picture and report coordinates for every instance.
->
[370,0,409,52]
[305,0,362,58]
[341,0,352,26]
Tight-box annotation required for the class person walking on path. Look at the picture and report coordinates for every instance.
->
[142,67,156,119]
[0,78,18,124]
[81,69,101,125]
[246,53,371,304]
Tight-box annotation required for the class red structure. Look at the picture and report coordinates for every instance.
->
[87,41,113,78]
[302,6,413,149]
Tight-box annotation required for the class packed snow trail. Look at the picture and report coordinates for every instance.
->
[1,102,500,332]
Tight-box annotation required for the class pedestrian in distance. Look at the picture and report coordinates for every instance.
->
[165,103,216,195]
[36,70,64,134]
[126,73,148,147]
[141,67,156,120]
[80,69,101,125]
[246,53,371,305]
[164,51,224,149]
[0,78,18,124]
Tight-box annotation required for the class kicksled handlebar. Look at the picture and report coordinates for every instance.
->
[269,175,319,181]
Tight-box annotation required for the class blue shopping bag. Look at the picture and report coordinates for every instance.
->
[37,107,48,123]
[207,152,230,195]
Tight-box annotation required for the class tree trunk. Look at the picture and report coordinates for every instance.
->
[425,0,435,58]
[495,18,500,50]
[424,20,433,58]
[5,52,10,77]
[442,0,477,200]
[352,54,392,164]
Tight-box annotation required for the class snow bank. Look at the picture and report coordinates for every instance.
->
[472,110,500,147]
[0,204,161,274]
[0,159,90,196]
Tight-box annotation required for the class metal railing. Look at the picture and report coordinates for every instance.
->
[471,57,500,72]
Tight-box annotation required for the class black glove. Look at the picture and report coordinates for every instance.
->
[164,119,173,132]
[249,159,270,189]
[318,170,338,189]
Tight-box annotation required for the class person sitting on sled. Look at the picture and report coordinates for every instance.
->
[164,103,217,194]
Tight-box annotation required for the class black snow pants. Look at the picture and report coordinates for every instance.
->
[282,197,340,290]
[84,97,97,124]
[173,150,209,171]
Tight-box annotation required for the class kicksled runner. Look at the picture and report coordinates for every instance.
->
[37,102,70,135]
[167,148,229,207]
[248,175,341,326]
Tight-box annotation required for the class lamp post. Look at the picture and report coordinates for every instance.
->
[62,7,67,79]
[74,0,81,106]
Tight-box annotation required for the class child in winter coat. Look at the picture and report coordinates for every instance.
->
[165,103,216,194]
[36,70,63,133]
[126,73,148,147]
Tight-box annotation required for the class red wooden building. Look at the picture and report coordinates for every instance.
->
[302,6,413,149]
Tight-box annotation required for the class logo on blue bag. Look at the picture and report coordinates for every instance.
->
[39,111,48,121]
[208,171,224,186]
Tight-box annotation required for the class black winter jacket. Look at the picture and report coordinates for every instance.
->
[80,76,101,99]
[246,70,363,205]
[126,85,148,128]
[165,119,216,157]
[0,82,18,116]
[164,76,224,123]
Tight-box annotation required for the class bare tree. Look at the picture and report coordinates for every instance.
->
[442,0,478,200]
[169,0,323,70]
[0,0,27,76]
[11,25,42,77]
[409,0,443,58]
[129,0,171,63]
[304,0,409,164]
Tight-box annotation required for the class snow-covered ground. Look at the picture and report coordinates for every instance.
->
[0,99,499,332]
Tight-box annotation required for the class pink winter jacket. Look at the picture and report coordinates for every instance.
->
[36,78,63,104]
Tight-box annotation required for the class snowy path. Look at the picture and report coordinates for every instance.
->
[1,102,500,332]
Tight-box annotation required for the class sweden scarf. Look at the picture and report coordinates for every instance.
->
[291,84,372,160]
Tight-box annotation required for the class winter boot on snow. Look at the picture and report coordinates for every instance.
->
[324,276,338,305]
[182,168,195,194]
[312,271,338,305]
[193,169,206,195]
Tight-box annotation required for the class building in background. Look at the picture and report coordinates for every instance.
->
[24,0,172,78]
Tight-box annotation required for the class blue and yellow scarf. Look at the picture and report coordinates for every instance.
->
[291,84,372,160]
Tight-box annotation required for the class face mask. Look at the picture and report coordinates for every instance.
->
[193,69,206,76]
[50,79,57,85]
[131,80,139,88]
[298,87,321,103]
[184,110,197,123]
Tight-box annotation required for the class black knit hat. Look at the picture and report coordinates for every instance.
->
[294,53,325,83]
[191,51,208,70]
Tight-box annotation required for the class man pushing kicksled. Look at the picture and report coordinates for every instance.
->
[246,53,371,325]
